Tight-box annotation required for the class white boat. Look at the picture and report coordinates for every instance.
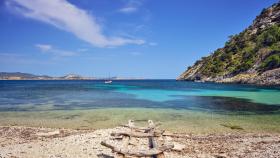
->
[105,73,113,84]
[105,80,112,84]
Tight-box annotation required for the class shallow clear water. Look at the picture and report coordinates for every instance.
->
[0,80,280,133]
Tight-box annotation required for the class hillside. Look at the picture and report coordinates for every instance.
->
[178,2,280,85]
[0,72,94,80]
[0,72,136,80]
[0,72,52,80]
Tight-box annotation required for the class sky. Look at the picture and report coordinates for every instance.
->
[0,0,278,79]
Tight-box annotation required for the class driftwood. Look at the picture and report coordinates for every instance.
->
[35,130,60,137]
[111,130,164,138]
[148,120,165,158]
[101,120,180,157]
[116,136,130,158]
[121,123,161,129]
[120,120,161,132]
[162,132,190,138]
[101,141,173,157]
[110,136,123,140]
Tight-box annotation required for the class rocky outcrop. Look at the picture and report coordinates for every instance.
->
[178,2,280,85]
[249,3,280,34]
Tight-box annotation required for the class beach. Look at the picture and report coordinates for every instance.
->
[1,125,280,158]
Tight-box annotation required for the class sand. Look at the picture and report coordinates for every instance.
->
[1,126,280,158]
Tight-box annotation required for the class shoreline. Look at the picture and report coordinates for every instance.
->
[176,79,280,87]
[2,78,280,87]
[1,108,280,134]
[1,125,280,158]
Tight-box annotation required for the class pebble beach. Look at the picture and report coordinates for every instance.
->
[1,126,280,158]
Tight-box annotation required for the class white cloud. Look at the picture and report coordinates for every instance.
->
[119,7,138,14]
[35,44,77,57]
[6,0,145,47]
[35,44,52,52]
[118,0,144,14]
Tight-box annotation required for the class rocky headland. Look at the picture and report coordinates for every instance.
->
[178,2,280,85]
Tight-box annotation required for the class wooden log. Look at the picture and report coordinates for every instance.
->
[148,120,155,128]
[117,136,129,158]
[111,130,164,138]
[128,120,135,128]
[120,124,161,132]
[127,120,139,148]
[123,134,130,148]
[101,141,173,157]
[151,136,166,158]
[149,136,160,158]
[120,120,161,132]
[148,120,165,158]
[162,133,190,138]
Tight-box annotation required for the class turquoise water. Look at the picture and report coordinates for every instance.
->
[0,80,280,133]
[116,87,280,104]
[1,80,280,112]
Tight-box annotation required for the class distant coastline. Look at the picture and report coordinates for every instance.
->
[0,72,144,80]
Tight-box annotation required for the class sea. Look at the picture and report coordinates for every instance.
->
[0,80,280,133]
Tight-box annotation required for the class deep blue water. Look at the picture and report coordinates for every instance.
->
[0,80,280,114]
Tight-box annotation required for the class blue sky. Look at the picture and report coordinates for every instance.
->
[0,0,278,78]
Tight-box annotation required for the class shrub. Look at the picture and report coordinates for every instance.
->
[260,54,280,70]
[257,25,280,47]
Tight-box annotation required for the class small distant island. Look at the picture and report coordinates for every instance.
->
[178,2,280,85]
[0,72,142,80]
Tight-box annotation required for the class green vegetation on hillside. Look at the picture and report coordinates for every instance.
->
[261,54,280,70]
[196,24,280,78]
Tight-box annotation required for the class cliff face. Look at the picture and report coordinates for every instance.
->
[178,2,280,85]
